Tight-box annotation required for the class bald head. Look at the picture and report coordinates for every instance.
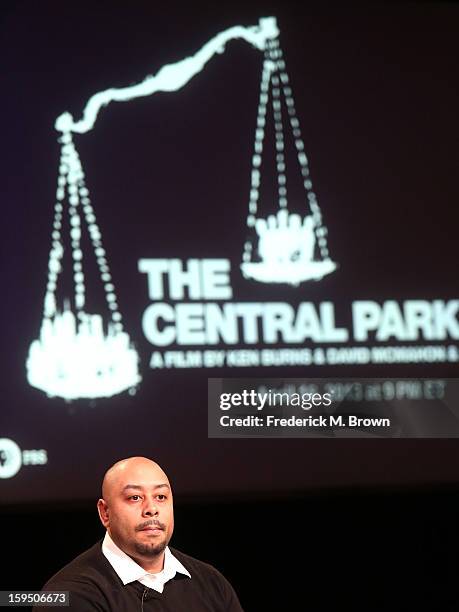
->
[97,457,174,571]
[101,457,170,503]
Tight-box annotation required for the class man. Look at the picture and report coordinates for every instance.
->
[34,457,244,611]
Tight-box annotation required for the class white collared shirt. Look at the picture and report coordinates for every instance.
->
[102,531,191,594]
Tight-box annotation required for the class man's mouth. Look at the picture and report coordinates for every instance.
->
[141,526,162,532]
[136,521,165,532]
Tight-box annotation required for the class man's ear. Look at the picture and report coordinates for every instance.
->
[97,498,110,528]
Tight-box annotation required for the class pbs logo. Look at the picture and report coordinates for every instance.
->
[0,438,22,479]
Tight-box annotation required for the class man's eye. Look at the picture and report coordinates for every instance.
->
[130,495,141,501]
[156,494,166,501]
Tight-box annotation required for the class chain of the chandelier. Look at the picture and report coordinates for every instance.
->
[242,37,331,264]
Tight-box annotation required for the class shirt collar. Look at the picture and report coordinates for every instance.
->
[102,531,191,586]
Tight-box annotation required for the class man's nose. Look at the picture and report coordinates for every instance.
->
[142,500,159,517]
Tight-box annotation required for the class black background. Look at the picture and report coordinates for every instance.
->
[2,1,459,609]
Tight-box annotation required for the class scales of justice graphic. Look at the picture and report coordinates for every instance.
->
[26,16,337,401]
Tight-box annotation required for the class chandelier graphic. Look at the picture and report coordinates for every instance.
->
[240,37,337,284]
[26,16,336,401]
[26,127,142,400]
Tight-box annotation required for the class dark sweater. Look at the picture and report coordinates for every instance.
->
[33,542,244,611]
